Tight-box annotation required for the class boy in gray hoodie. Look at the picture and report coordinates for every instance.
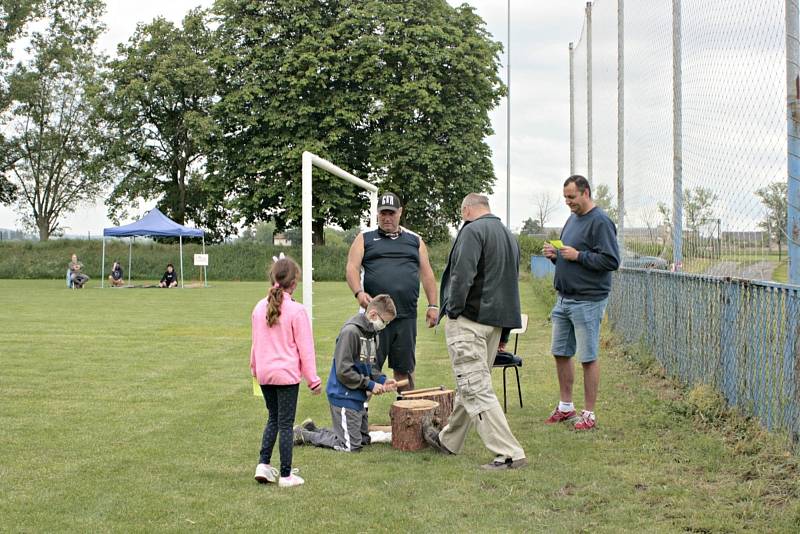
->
[294,295,397,452]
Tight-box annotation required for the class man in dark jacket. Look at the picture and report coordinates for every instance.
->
[293,295,397,452]
[424,193,527,470]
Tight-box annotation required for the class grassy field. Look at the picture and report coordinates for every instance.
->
[2,279,799,532]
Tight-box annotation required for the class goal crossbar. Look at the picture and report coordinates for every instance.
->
[302,151,378,323]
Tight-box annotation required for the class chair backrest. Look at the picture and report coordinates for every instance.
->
[509,313,528,335]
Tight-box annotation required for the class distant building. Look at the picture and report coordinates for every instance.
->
[273,233,292,246]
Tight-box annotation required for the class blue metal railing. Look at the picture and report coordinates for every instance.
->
[607,268,800,441]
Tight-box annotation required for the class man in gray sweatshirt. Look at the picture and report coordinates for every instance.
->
[423,193,527,470]
[542,175,620,431]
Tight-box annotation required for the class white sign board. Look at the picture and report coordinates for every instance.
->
[194,254,209,266]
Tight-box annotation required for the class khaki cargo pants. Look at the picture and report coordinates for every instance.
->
[438,316,525,462]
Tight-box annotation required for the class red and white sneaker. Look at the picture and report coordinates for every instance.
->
[574,410,596,430]
[544,407,577,424]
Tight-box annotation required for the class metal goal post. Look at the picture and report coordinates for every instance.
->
[301,151,378,323]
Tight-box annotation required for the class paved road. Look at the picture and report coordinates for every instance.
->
[703,260,777,280]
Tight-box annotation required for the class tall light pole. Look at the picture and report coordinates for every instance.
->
[506,0,511,229]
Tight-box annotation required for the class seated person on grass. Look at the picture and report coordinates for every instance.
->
[293,294,397,452]
[69,254,90,289]
[159,263,178,288]
[108,261,125,287]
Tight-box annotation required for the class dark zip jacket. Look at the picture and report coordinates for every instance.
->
[438,214,522,330]
[326,314,387,411]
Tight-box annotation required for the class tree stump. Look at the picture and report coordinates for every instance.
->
[389,399,439,451]
[399,389,455,428]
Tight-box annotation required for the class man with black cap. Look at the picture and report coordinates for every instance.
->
[346,192,438,392]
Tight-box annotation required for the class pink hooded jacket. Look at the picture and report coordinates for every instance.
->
[250,293,321,390]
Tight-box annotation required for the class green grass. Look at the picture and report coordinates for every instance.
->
[2,280,799,532]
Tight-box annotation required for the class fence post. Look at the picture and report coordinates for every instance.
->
[617,0,625,247]
[787,0,800,285]
[506,0,511,229]
[672,0,683,270]
[569,42,575,176]
[586,1,593,187]
[720,281,741,406]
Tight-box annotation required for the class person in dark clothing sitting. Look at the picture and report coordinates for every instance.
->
[159,263,178,288]
[108,261,125,287]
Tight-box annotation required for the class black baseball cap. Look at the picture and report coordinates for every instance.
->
[377,192,402,212]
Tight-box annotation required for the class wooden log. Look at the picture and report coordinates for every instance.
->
[389,399,439,451]
[399,389,455,428]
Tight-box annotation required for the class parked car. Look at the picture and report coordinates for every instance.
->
[620,248,669,270]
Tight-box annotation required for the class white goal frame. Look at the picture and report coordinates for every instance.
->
[302,151,377,324]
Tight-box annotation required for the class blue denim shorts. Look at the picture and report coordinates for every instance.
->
[550,297,608,363]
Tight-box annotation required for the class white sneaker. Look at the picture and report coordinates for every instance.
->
[278,473,305,487]
[254,463,278,484]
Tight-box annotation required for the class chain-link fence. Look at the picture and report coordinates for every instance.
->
[570,0,800,442]
[573,0,795,281]
[608,269,800,441]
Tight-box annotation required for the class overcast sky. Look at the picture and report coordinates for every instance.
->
[0,0,587,236]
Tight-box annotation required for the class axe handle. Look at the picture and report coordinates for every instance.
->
[399,385,444,396]
[393,379,410,389]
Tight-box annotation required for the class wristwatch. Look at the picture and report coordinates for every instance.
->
[354,289,363,299]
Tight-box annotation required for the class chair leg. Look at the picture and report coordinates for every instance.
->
[514,366,523,408]
[501,366,508,413]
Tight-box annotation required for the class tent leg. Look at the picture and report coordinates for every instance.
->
[202,236,207,287]
[101,238,106,288]
[180,235,184,288]
[128,237,133,286]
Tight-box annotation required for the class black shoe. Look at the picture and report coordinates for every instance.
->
[480,457,528,471]
[422,421,452,455]
[300,418,317,432]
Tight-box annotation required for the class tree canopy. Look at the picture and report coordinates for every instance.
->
[1,0,108,240]
[210,0,505,243]
[101,10,227,238]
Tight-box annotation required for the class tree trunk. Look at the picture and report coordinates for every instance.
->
[389,399,439,452]
[313,218,325,246]
[398,388,455,428]
[37,218,50,241]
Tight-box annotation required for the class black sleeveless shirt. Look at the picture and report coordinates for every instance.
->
[362,228,421,319]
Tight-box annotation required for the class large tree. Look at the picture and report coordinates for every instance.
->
[0,0,42,203]
[1,0,107,239]
[756,181,788,260]
[101,10,228,238]
[210,0,504,243]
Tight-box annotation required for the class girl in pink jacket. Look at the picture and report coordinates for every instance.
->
[251,255,321,488]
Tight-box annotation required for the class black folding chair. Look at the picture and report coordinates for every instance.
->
[493,314,528,413]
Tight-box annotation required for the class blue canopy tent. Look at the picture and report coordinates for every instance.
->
[101,208,206,288]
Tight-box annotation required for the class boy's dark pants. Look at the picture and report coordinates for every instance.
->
[299,403,371,452]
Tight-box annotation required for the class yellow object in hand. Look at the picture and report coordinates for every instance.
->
[549,240,564,249]
[252,376,262,397]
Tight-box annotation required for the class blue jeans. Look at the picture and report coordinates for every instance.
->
[550,297,608,363]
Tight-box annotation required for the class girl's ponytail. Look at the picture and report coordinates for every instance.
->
[267,283,284,326]
[266,256,300,327]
